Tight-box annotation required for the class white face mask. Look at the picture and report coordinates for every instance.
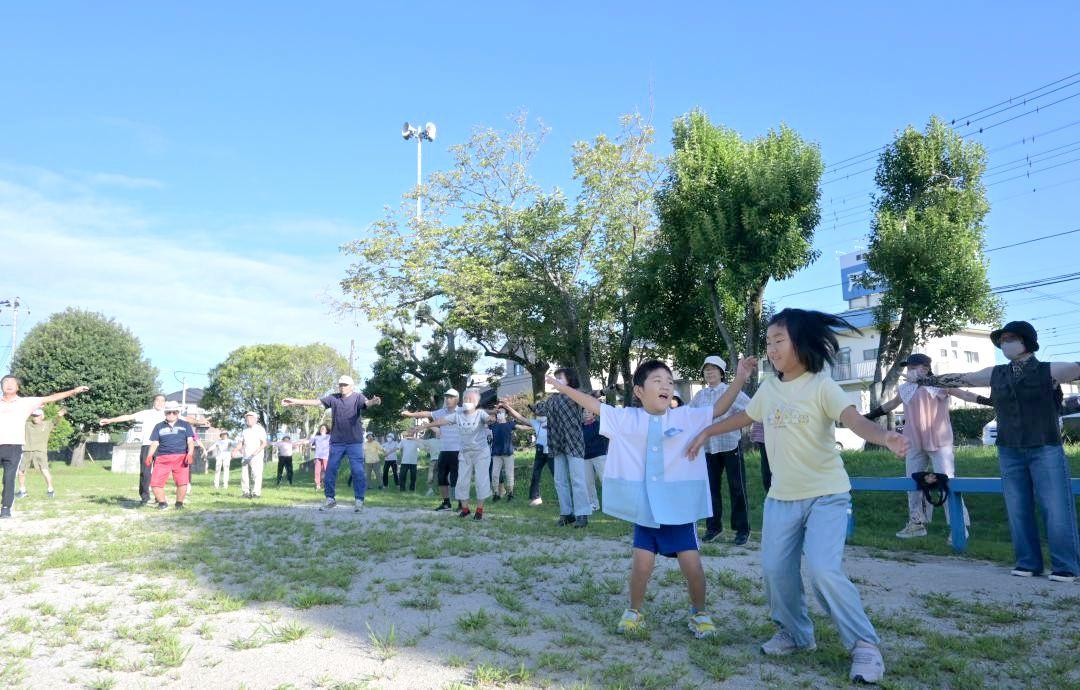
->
[496,413,506,422]
[1001,340,1026,360]
[462,402,476,412]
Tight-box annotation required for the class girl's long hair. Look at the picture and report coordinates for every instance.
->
[768,308,861,374]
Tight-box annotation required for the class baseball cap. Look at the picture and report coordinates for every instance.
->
[904,353,932,367]
[31,408,44,417]
[444,388,460,398]
[337,375,355,386]
[702,355,727,371]
[163,401,181,413]
[244,411,258,418]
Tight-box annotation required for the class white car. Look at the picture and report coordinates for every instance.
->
[834,423,867,451]
[982,420,997,446]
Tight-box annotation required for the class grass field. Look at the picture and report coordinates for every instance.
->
[0,447,1077,689]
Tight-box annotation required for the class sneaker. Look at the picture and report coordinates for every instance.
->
[319,498,337,511]
[849,642,885,683]
[241,492,251,499]
[0,507,11,519]
[457,507,471,518]
[616,609,644,634]
[139,498,151,507]
[1011,567,1041,578]
[1049,572,1076,583]
[573,516,589,529]
[425,488,434,496]
[435,500,452,511]
[14,491,27,499]
[354,499,364,512]
[895,521,927,539]
[529,497,543,506]
[761,629,816,656]
[734,532,749,546]
[156,502,169,511]
[505,492,513,502]
[174,502,184,510]
[701,530,721,543]
[492,494,501,502]
[688,612,717,639]
[590,502,600,511]
[473,509,483,521]
[557,515,576,527]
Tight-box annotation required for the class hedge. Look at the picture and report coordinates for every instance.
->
[950,408,995,441]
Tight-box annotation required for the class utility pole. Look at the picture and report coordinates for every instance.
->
[0,297,23,370]
[349,338,355,378]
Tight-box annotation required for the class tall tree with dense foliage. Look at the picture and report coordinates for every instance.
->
[862,116,1001,408]
[12,308,158,465]
[652,110,823,379]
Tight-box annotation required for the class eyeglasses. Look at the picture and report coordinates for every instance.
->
[165,411,179,415]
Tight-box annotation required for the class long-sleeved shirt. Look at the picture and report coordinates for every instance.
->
[534,394,585,458]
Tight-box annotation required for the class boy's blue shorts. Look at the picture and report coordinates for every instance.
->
[632,523,698,558]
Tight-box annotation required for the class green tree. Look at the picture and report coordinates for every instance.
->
[652,110,823,383]
[862,116,1001,408]
[12,308,158,466]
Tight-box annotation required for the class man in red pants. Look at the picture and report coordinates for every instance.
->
[146,401,196,510]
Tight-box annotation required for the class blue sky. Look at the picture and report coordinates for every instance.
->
[3,2,1079,391]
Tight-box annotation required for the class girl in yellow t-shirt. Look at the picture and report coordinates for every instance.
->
[686,308,906,685]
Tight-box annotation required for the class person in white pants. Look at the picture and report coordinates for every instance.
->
[238,412,267,498]
[415,389,495,520]
[865,354,981,541]
[209,432,233,489]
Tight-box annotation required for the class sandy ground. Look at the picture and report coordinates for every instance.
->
[0,503,1077,690]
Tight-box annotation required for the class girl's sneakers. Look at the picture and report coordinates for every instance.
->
[617,609,644,634]
[688,612,716,639]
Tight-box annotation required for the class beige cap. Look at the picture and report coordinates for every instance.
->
[702,355,727,371]
[444,388,460,398]
[338,375,355,386]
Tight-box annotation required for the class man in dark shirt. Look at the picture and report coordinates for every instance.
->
[283,375,382,512]
[147,401,196,510]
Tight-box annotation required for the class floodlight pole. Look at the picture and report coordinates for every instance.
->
[416,135,423,222]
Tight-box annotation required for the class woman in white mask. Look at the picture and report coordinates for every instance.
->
[915,321,1080,583]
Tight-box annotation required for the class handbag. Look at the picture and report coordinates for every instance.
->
[911,471,950,507]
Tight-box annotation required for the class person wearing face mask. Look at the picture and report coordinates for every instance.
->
[489,404,529,502]
[865,354,986,542]
[915,321,1080,583]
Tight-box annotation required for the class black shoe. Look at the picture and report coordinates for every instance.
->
[573,516,588,529]
[557,515,576,526]
[506,492,513,502]
[473,510,483,521]
[174,502,184,510]
[458,507,471,518]
[435,501,452,511]
[492,494,501,502]
[702,530,721,543]
[0,507,11,519]
[734,532,749,546]
[140,498,151,506]
[156,502,169,510]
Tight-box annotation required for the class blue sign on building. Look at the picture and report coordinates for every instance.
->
[841,261,883,301]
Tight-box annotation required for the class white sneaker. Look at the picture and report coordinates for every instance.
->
[529,498,543,506]
[760,629,816,656]
[354,499,364,512]
[319,498,337,511]
[849,642,885,683]
[1048,572,1076,583]
[895,521,927,539]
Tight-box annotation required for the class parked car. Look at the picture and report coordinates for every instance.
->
[982,419,997,446]
[834,423,867,451]
[983,412,1079,446]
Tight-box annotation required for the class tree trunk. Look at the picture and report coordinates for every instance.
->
[706,283,739,371]
[71,437,88,468]
[743,283,767,394]
[528,364,548,400]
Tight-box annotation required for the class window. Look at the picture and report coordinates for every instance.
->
[950,340,958,347]
[863,348,878,361]
[940,349,948,358]
[965,351,980,364]
[952,350,958,359]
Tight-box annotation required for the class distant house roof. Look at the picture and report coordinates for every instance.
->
[838,308,878,331]
[166,388,205,404]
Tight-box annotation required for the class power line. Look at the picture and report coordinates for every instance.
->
[952,78,1080,131]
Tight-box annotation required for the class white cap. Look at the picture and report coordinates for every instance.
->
[444,388,460,398]
[702,355,727,371]
[164,401,181,412]
[31,408,44,416]
[337,375,355,386]
[244,411,258,418]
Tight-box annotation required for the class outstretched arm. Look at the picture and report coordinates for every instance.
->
[917,366,994,388]
[497,400,530,424]
[413,418,451,433]
[946,388,993,405]
[712,358,756,417]
[544,376,601,416]
[840,407,908,457]
[41,385,89,405]
[1050,361,1080,384]
[865,395,902,420]
[402,410,434,420]
[282,398,324,408]
[685,411,754,458]
[100,412,136,425]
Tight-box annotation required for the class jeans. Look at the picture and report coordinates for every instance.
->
[761,492,879,651]
[325,443,365,501]
[382,460,399,488]
[998,445,1080,575]
[904,446,969,528]
[276,456,293,485]
[139,444,153,502]
[705,448,750,536]
[528,447,554,500]
[553,452,592,517]
[584,454,605,510]
[0,444,20,509]
[400,463,417,491]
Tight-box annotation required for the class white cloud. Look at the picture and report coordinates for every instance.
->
[0,169,380,386]
[83,172,165,190]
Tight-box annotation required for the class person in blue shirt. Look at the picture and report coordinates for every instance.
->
[545,360,749,639]
[146,401,197,510]
[488,406,530,502]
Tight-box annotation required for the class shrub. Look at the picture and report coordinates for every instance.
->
[950,408,995,441]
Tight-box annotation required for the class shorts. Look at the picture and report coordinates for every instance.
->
[150,453,191,488]
[20,450,48,471]
[437,450,460,487]
[632,523,699,558]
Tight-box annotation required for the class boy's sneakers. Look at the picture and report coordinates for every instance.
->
[849,641,885,684]
[688,612,716,639]
[156,502,169,511]
[354,499,364,512]
[1011,567,1041,578]
[760,629,816,656]
[435,500,452,511]
[573,516,588,529]
[616,609,644,634]
[1048,572,1076,583]
[895,521,927,539]
[457,507,471,518]
[557,515,575,527]
[473,508,483,521]
[319,498,337,511]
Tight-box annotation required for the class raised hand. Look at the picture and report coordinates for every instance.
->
[73,385,90,394]
[735,357,758,381]
[368,395,382,406]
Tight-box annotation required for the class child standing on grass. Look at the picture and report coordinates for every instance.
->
[545,361,748,640]
[309,425,331,491]
[685,308,908,685]
[398,429,420,491]
[414,389,494,520]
